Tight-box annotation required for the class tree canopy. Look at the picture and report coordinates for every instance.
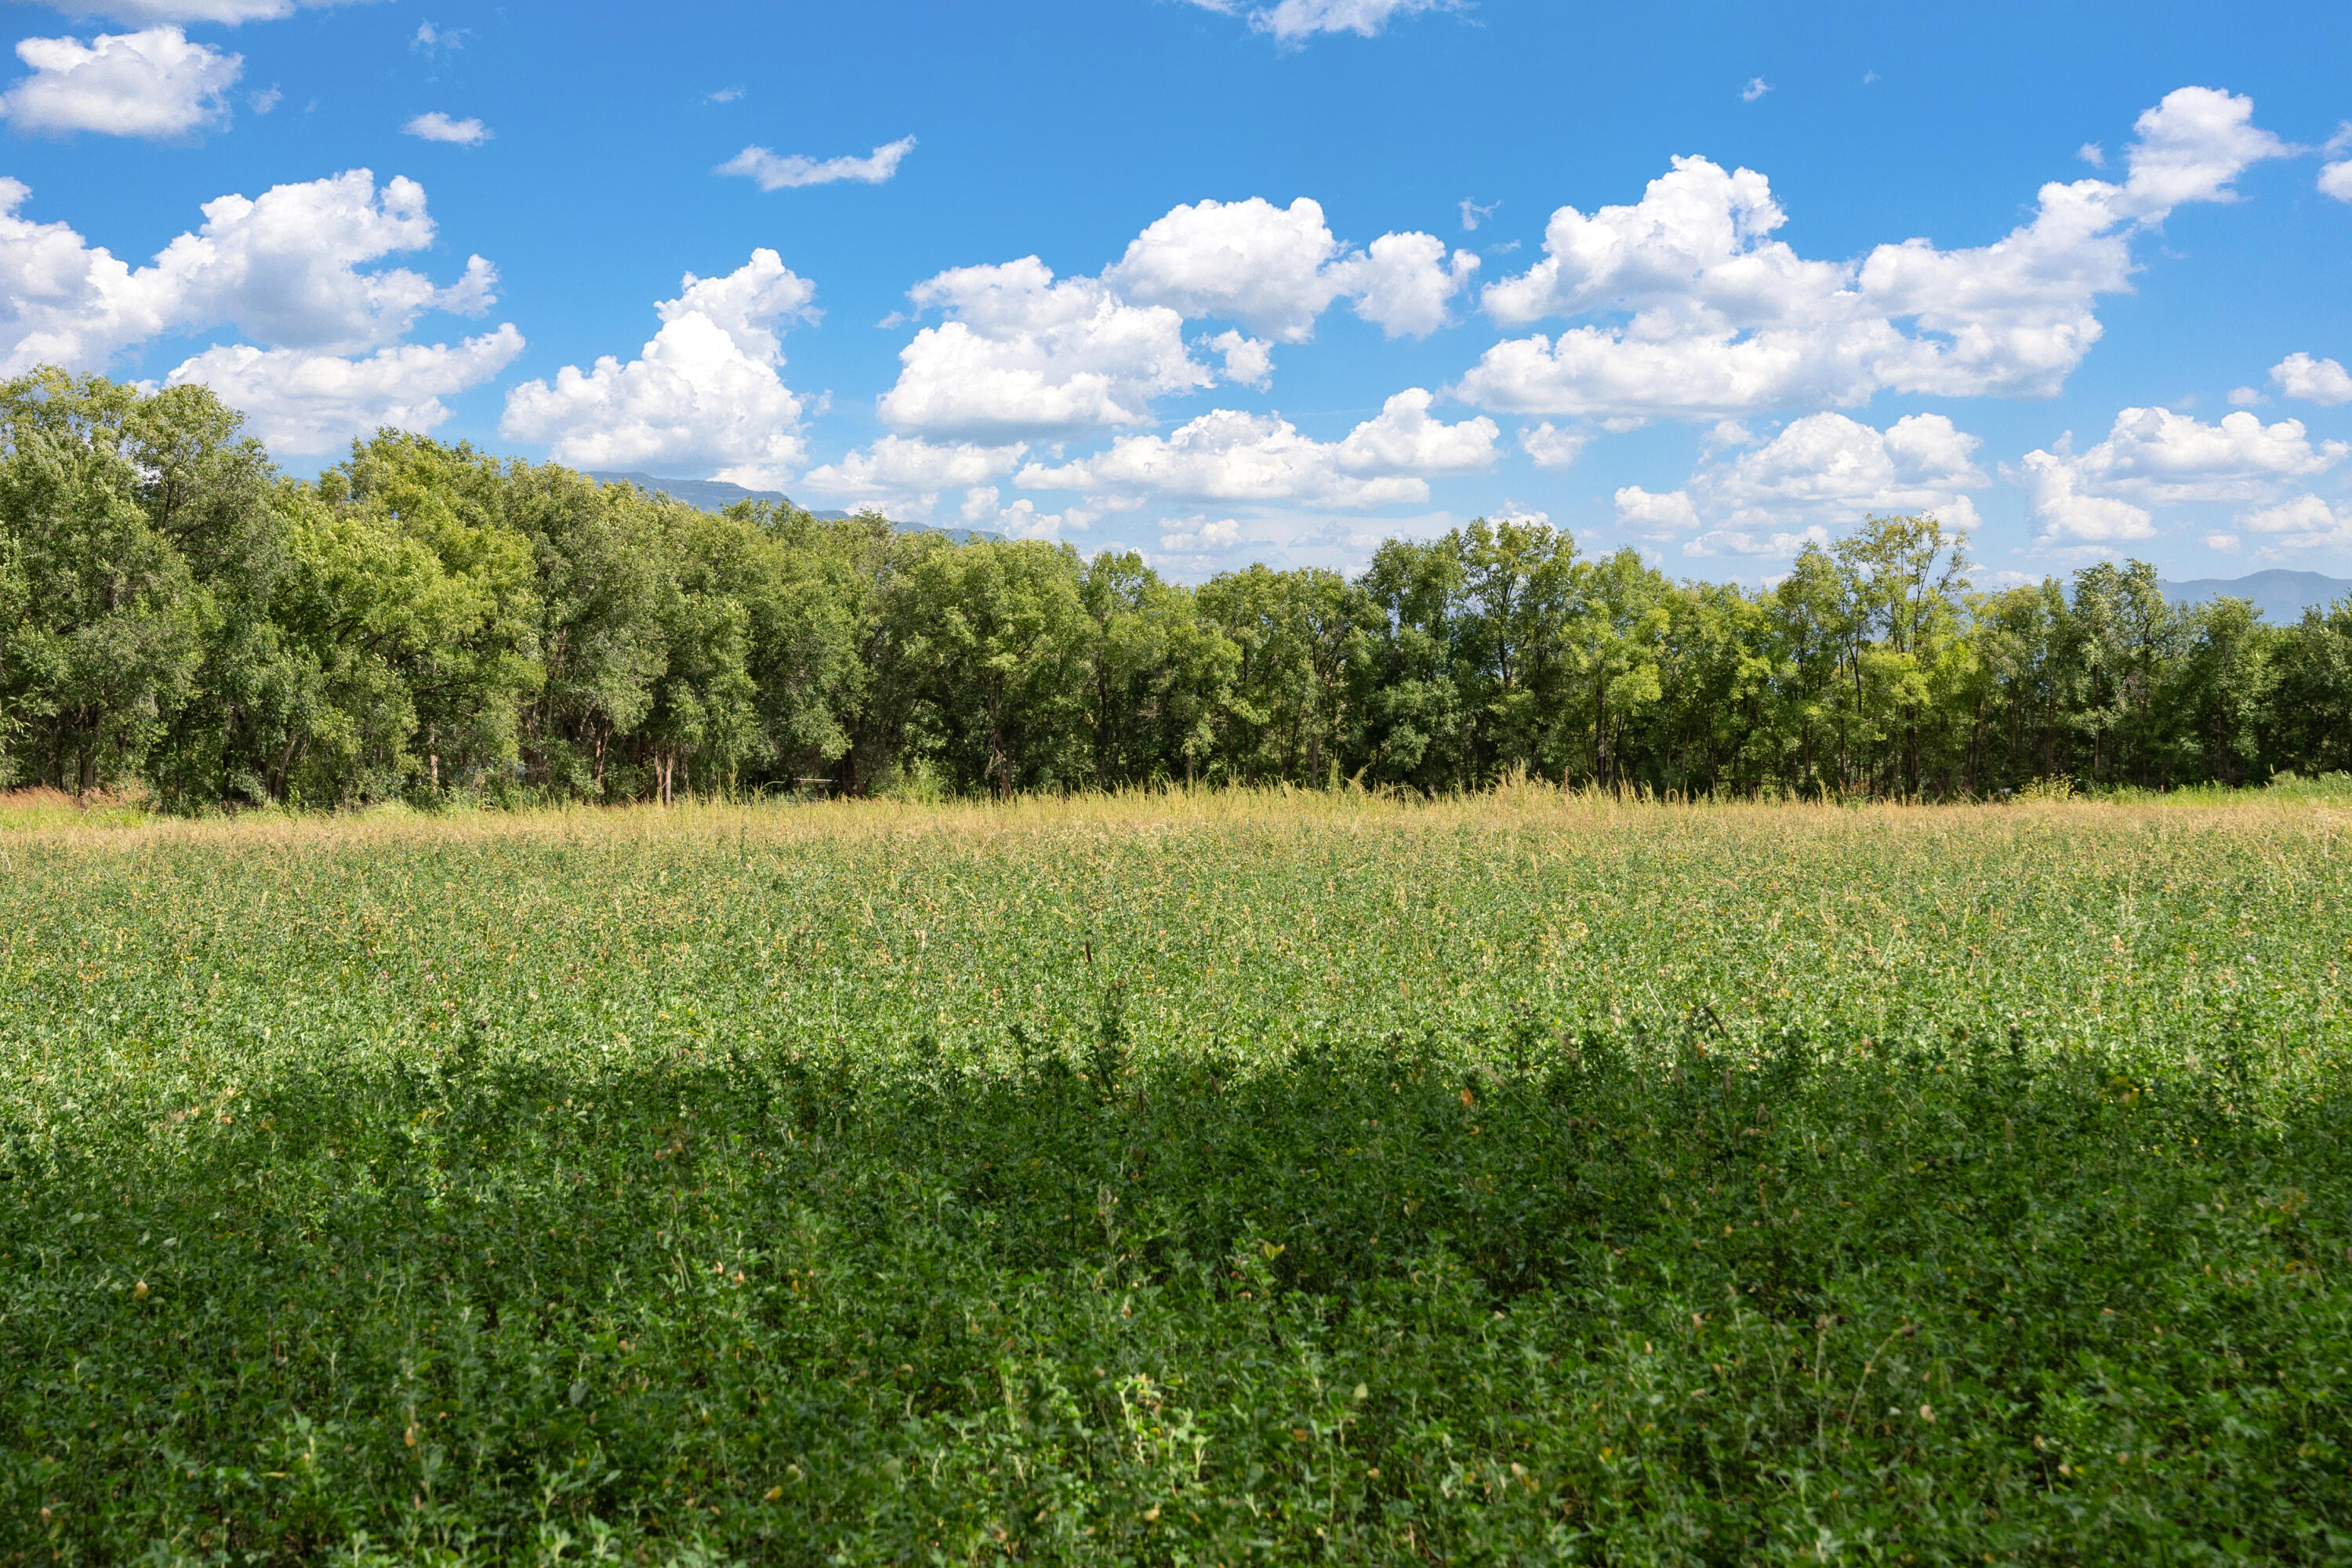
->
[5,370,2347,805]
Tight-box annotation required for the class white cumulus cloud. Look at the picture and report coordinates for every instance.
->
[1329,230,1480,339]
[1181,0,1462,43]
[877,256,1211,441]
[2111,85,2288,212]
[1519,421,1589,470]
[1159,515,1243,551]
[2013,448,2157,546]
[147,170,493,352]
[1016,387,1496,509]
[2029,405,2343,506]
[1456,86,2288,420]
[1701,412,1987,531]
[872,198,1476,441]
[1612,485,1699,539]
[2012,403,2347,549]
[163,325,524,455]
[1605,414,1985,555]
[1207,328,1274,388]
[1106,198,1338,340]
[957,485,1078,541]
[2322,162,2352,201]
[402,111,488,146]
[717,136,914,191]
[1105,196,1475,342]
[500,249,816,489]
[1685,524,1831,558]
[0,26,239,138]
[29,0,358,21]
[0,167,506,463]
[797,436,1027,518]
[0,169,495,373]
[2238,495,2352,553]
[2271,351,2352,406]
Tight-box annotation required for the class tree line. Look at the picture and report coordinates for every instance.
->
[5,368,2348,808]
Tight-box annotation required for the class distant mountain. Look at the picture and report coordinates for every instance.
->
[585,470,830,517]
[584,471,1003,543]
[2158,569,2352,625]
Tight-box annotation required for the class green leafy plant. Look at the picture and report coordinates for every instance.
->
[2,791,2347,1563]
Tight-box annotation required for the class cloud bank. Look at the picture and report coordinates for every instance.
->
[0,26,240,137]
[500,249,817,488]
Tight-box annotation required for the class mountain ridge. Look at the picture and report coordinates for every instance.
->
[583,479,2343,610]
[583,472,1004,544]
[2158,569,2350,625]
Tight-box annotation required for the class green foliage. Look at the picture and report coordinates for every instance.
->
[2,796,2347,1562]
[0,370,205,794]
[8,369,2352,808]
[504,464,669,801]
[0,518,30,787]
[891,539,1093,797]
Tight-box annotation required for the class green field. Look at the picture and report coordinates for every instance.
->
[3,791,2350,1565]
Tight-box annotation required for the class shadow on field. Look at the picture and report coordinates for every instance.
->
[5,1025,2350,1563]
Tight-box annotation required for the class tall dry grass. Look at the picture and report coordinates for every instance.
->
[5,775,2342,859]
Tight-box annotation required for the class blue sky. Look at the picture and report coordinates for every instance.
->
[6,0,2351,583]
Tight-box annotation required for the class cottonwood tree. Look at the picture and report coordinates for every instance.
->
[11,368,2352,805]
[0,372,203,793]
[891,539,1090,797]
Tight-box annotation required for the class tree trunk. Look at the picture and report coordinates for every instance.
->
[273,731,305,803]
[988,688,1008,800]
[1594,667,1608,787]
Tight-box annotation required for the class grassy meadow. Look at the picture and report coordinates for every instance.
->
[2,789,2350,1564]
